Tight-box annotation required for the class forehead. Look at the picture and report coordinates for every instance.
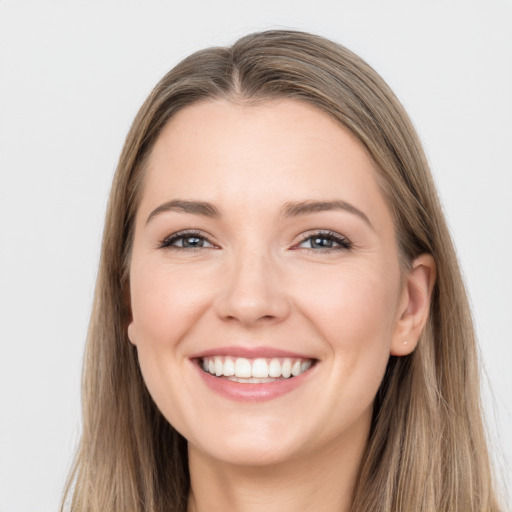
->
[140,98,390,225]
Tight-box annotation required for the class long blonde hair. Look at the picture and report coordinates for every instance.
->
[62,30,502,511]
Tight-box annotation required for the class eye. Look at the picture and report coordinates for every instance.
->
[159,231,216,250]
[295,231,351,251]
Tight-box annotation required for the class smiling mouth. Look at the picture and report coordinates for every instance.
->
[199,356,316,383]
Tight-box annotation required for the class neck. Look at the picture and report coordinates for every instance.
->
[186,421,368,512]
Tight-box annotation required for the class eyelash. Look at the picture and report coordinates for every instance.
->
[294,230,352,253]
[158,230,215,250]
[158,229,352,253]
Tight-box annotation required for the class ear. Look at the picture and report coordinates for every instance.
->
[391,254,436,356]
[127,321,137,346]
[123,283,138,346]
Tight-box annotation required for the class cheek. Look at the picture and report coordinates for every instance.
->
[297,263,399,345]
[128,261,213,348]
[127,261,214,430]
[292,261,400,405]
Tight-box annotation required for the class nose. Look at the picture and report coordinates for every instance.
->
[214,248,291,327]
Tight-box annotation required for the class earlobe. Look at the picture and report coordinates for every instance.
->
[391,254,436,356]
[127,322,137,346]
[123,283,137,346]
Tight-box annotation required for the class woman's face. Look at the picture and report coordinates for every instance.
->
[128,99,410,466]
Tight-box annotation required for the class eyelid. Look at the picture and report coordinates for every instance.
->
[292,230,352,251]
[158,230,218,249]
[157,229,351,252]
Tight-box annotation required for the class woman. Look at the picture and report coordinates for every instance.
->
[61,30,502,511]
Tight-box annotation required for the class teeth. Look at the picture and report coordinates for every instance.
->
[223,357,235,376]
[252,358,269,378]
[201,356,314,380]
[227,376,277,383]
[301,360,312,373]
[235,358,252,378]
[214,356,223,376]
[269,359,281,378]
[281,359,292,378]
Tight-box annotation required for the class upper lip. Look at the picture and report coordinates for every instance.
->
[189,346,317,360]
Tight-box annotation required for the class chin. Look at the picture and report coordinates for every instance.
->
[188,424,304,467]
[198,443,298,468]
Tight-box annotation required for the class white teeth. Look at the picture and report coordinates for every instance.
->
[223,356,235,376]
[281,359,292,378]
[227,376,277,384]
[252,358,269,378]
[269,359,282,378]
[301,360,312,373]
[214,356,223,377]
[235,358,252,378]
[201,355,314,380]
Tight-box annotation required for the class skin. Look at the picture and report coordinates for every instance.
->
[127,99,436,512]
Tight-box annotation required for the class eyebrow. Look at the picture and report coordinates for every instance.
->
[146,200,221,224]
[146,198,373,229]
[281,200,373,229]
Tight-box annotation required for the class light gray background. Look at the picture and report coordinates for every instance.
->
[0,1,511,511]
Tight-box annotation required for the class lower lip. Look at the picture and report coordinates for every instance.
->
[193,361,316,402]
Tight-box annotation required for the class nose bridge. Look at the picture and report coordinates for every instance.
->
[215,239,289,326]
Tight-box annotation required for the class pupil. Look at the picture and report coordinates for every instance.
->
[312,237,332,248]
[183,236,203,247]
